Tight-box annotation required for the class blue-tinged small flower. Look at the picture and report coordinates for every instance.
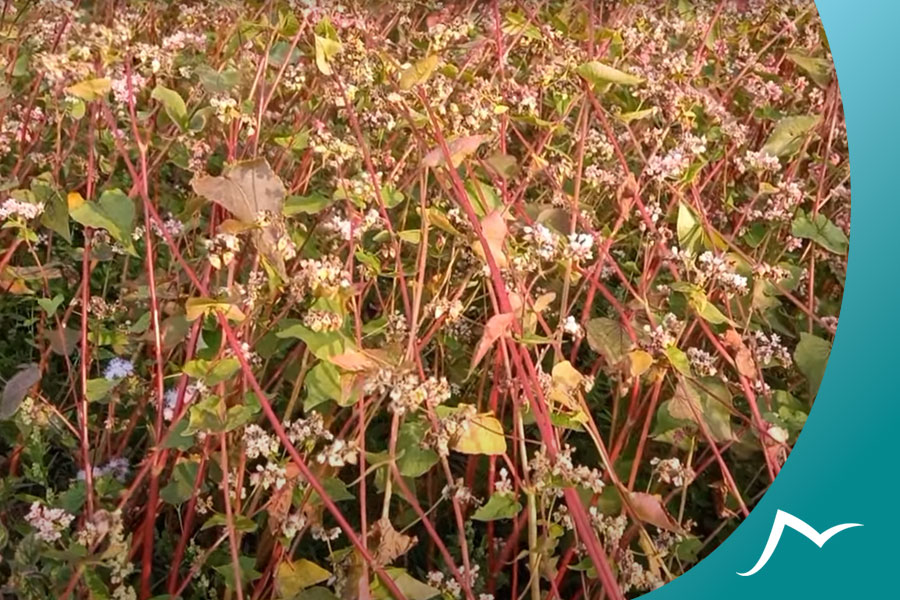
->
[103,357,134,381]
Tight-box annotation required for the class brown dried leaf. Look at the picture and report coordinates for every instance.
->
[421,134,488,168]
[710,481,739,519]
[192,158,288,277]
[191,158,285,223]
[723,329,757,379]
[267,463,303,535]
[369,517,418,566]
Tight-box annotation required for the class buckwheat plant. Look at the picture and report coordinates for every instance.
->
[0,1,847,599]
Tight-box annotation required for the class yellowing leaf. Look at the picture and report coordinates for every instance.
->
[531,292,557,313]
[628,350,654,377]
[371,568,440,600]
[452,410,506,455]
[65,77,111,101]
[314,35,341,75]
[551,360,583,389]
[275,559,331,598]
[576,61,643,86]
[421,134,488,168]
[67,191,85,210]
[548,361,588,422]
[327,348,378,372]
[185,297,246,322]
[398,54,440,90]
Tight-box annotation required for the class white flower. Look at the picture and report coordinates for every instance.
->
[26,502,75,542]
[563,315,583,338]
[243,424,280,460]
[565,232,595,262]
[0,199,44,221]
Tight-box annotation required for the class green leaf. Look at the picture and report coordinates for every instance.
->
[585,318,633,365]
[196,65,240,94]
[274,131,309,152]
[160,459,200,505]
[371,568,440,600]
[86,378,117,403]
[224,396,261,432]
[85,569,110,600]
[794,333,831,398]
[36,294,64,316]
[276,559,332,598]
[314,35,341,75]
[761,115,820,158]
[184,394,227,434]
[296,588,338,600]
[687,289,731,325]
[277,324,347,360]
[285,193,332,215]
[151,84,187,128]
[619,107,658,123]
[665,345,692,376]
[398,230,421,244]
[309,477,355,504]
[669,377,734,442]
[185,297,246,322]
[576,61,643,86]
[214,556,261,590]
[399,54,440,90]
[32,177,70,242]
[786,51,832,87]
[675,535,703,563]
[397,419,439,477]
[304,361,341,411]
[791,210,849,255]
[201,512,258,532]
[65,77,111,101]
[162,419,194,450]
[183,357,241,386]
[677,202,702,253]
[68,189,136,254]
[471,493,522,521]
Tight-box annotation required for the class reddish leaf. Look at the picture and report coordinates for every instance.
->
[471,312,515,371]
[630,492,682,532]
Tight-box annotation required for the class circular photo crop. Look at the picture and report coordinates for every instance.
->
[0,1,847,599]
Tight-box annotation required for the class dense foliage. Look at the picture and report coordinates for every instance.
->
[0,1,848,599]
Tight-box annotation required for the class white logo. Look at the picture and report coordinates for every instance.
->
[737,509,862,576]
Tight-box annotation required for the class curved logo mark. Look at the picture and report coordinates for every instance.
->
[737,509,862,576]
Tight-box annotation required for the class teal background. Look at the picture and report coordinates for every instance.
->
[648,2,898,597]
